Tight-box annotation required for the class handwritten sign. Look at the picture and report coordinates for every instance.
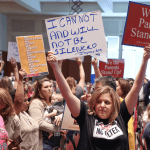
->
[61,103,80,131]
[91,52,107,63]
[45,10,107,60]
[16,35,49,77]
[122,1,150,47]
[99,59,124,78]
[7,42,20,62]
[68,56,84,62]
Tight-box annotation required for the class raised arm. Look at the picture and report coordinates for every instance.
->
[125,47,150,115]
[47,52,80,118]
[0,60,5,74]
[91,58,102,78]
[10,57,19,89]
[76,57,85,90]
[14,69,27,115]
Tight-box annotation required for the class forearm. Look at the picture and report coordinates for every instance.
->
[14,78,24,115]
[125,57,149,114]
[46,110,57,118]
[94,66,102,78]
[132,58,148,95]
[78,64,85,89]
[13,66,19,89]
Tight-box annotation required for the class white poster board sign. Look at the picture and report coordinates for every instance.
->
[61,103,80,131]
[91,52,107,63]
[45,10,107,60]
[7,42,20,62]
[68,56,84,62]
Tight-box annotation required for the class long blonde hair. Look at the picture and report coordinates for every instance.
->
[87,86,120,124]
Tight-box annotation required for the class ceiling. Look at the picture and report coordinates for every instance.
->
[1,0,150,17]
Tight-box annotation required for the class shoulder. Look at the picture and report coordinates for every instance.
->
[30,98,43,106]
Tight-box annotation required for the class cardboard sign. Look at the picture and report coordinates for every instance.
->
[45,10,107,60]
[122,1,150,47]
[7,42,20,62]
[16,35,49,77]
[61,103,80,131]
[99,59,124,78]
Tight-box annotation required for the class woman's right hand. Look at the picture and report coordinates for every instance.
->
[47,51,58,69]
[7,139,20,150]
[19,69,27,80]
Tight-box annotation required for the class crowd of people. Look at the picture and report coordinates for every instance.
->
[0,45,150,150]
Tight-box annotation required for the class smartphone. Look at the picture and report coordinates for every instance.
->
[8,136,23,150]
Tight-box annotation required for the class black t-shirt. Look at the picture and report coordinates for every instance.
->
[74,100,131,150]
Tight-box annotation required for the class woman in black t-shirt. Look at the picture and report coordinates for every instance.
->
[47,46,150,150]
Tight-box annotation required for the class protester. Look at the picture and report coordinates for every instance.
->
[12,68,39,150]
[116,78,135,150]
[47,46,150,149]
[28,77,63,150]
[0,88,21,149]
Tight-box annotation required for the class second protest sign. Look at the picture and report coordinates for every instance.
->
[16,35,49,77]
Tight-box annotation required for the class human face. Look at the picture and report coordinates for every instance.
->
[116,81,123,97]
[95,93,113,119]
[21,95,29,112]
[40,81,53,99]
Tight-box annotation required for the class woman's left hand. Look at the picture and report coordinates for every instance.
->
[144,45,150,60]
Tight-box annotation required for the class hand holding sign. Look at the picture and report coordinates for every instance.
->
[9,57,17,68]
[76,57,82,66]
[45,11,107,60]
[47,51,58,69]
[143,45,150,60]
[91,58,98,69]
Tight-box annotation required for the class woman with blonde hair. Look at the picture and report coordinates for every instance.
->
[47,45,150,150]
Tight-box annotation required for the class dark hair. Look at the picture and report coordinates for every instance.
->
[95,76,116,91]
[32,77,51,99]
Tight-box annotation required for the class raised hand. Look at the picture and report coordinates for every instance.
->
[144,45,150,60]
[47,51,58,68]
[19,69,27,80]
[9,57,17,68]
[91,58,98,68]
[76,57,82,66]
